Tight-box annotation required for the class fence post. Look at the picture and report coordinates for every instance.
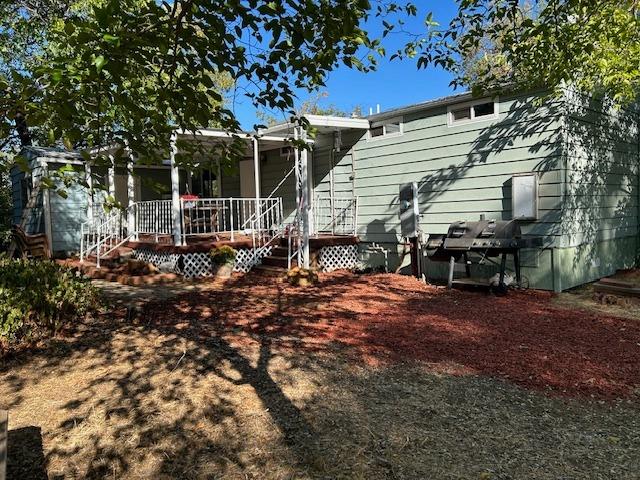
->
[1,409,7,480]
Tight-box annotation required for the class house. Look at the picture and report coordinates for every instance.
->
[11,89,639,291]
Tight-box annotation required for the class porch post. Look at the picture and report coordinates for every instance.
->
[170,132,182,245]
[298,126,310,269]
[108,153,115,200]
[86,160,93,223]
[126,147,136,236]
[253,137,261,231]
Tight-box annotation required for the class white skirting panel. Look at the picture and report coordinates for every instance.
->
[317,245,359,272]
[131,246,273,278]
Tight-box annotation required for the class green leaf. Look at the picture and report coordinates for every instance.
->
[102,34,120,46]
[93,55,107,72]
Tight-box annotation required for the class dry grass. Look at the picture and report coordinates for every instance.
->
[1,273,639,479]
[553,283,640,321]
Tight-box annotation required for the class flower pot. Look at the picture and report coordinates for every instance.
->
[212,263,233,279]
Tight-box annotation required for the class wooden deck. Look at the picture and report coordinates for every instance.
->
[128,234,359,254]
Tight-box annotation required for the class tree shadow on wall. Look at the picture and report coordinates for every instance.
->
[562,91,639,276]
[393,95,562,227]
[364,95,563,275]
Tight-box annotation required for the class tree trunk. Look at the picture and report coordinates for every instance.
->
[15,111,31,146]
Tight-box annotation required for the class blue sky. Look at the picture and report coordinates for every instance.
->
[232,2,460,129]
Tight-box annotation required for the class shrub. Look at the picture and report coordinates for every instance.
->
[0,258,99,344]
[209,245,237,265]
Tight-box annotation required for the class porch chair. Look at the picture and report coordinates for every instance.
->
[11,225,51,260]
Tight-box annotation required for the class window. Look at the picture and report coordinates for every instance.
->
[369,126,384,138]
[448,98,498,126]
[474,101,495,117]
[368,117,403,140]
[451,107,471,122]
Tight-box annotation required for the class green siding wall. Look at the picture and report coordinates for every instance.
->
[312,129,359,198]
[352,92,565,289]
[259,148,297,223]
[10,165,25,227]
[10,151,46,235]
[559,91,640,289]
[48,162,89,254]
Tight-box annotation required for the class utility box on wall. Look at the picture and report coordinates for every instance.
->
[512,173,538,220]
[399,182,420,238]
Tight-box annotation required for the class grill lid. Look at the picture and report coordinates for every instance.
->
[446,220,521,240]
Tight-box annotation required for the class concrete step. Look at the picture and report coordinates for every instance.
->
[278,236,290,248]
[271,246,289,257]
[252,264,287,277]
[262,255,290,268]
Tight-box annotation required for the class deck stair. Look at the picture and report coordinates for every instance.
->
[253,237,296,275]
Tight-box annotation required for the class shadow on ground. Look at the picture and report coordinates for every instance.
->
[7,426,47,480]
[0,272,639,479]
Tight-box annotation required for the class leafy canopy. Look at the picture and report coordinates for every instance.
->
[5,0,415,169]
[399,0,640,105]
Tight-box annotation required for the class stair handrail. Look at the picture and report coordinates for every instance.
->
[80,203,136,267]
[247,198,286,270]
[241,165,294,231]
[314,194,359,235]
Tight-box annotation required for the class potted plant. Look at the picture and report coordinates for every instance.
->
[209,245,237,278]
[286,266,319,287]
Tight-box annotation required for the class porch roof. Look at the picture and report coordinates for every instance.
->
[259,115,370,136]
[174,128,307,153]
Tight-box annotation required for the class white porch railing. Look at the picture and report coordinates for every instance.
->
[80,194,358,269]
[314,195,359,236]
[180,197,283,244]
[135,200,173,236]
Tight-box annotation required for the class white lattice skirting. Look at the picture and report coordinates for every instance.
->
[132,246,272,278]
[318,245,359,272]
[131,249,181,273]
[132,244,356,277]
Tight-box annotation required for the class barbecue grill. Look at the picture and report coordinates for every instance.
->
[424,219,543,291]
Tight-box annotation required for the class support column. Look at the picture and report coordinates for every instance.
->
[42,163,53,255]
[170,133,182,245]
[86,160,93,224]
[108,153,116,200]
[298,126,310,269]
[126,148,136,237]
[253,137,261,231]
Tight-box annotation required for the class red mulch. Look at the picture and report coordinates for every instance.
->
[141,272,640,400]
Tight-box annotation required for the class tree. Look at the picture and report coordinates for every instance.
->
[1,0,416,174]
[401,1,640,105]
[257,91,363,127]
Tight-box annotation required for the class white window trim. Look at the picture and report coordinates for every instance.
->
[447,97,499,127]
[367,116,404,142]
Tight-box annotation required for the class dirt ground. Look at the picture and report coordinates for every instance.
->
[1,272,640,479]
[552,270,640,320]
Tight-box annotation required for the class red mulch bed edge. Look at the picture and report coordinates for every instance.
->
[123,272,640,400]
